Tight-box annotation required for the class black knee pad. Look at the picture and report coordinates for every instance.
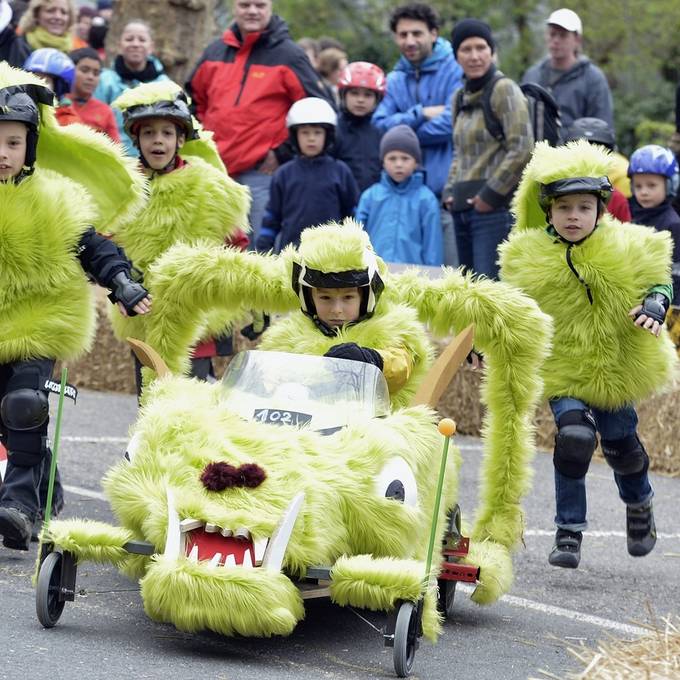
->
[0,389,49,467]
[601,434,649,476]
[553,409,597,478]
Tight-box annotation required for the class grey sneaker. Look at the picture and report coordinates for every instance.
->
[626,502,657,557]
[548,528,582,569]
[0,506,32,551]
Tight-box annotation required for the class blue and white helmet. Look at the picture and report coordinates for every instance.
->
[628,144,680,197]
[24,48,75,98]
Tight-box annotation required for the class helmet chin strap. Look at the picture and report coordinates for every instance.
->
[137,137,181,174]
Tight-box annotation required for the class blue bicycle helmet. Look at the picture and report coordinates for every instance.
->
[628,144,680,198]
[23,48,75,99]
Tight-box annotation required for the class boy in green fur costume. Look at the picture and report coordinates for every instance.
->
[109,81,251,392]
[0,63,150,551]
[499,140,676,569]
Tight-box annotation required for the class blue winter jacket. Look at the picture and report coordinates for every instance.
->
[93,56,169,155]
[356,170,443,266]
[372,38,463,197]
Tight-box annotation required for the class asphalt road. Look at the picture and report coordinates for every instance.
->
[1,388,679,680]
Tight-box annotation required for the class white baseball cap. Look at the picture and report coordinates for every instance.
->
[547,8,582,35]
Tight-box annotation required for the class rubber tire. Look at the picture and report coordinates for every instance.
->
[393,601,418,678]
[438,578,457,619]
[36,551,65,628]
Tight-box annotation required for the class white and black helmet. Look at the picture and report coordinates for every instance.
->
[286,97,337,151]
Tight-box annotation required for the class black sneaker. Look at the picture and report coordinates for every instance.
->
[0,507,32,551]
[626,502,657,557]
[548,528,582,569]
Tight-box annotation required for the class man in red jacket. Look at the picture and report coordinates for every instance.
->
[187,0,331,245]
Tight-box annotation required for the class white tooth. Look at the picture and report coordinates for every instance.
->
[180,518,203,532]
[205,523,219,533]
[163,489,181,560]
[188,545,199,563]
[234,527,250,540]
[261,492,304,573]
[253,538,268,565]
[209,553,222,567]
[220,528,233,537]
[224,554,236,567]
[242,551,253,569]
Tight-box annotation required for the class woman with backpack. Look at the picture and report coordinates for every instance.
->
[442,19,534,279]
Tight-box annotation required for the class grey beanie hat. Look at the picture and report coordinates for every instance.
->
[379,124,422,164]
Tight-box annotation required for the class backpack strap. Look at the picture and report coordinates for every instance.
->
[453,73,507,142]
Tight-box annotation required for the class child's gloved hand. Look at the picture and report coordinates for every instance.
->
[108,272,152,317]
[629,292,669,337]
[255,234,275,252]
[324,343,384,370]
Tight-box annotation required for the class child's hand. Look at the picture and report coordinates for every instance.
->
[629,305,662,337]
[117,296,152,317]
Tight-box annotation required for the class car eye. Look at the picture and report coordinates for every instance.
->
[374,456,418,507]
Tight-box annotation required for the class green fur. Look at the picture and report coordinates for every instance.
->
[107,156,250,344]
[463,540,513,605]
[501,140,677,409]
[44,520,135,565]
[0,169,97,362]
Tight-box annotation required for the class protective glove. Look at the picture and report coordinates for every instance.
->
[240,312,270,341]
[324,343,384,370]
[635,292,670,325]
[107,271,149,317]
[255,234,275,252]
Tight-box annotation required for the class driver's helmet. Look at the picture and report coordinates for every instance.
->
[337,62,386,98]
[628,144,680,198]
[23,48,75,98]
[291,219,386,334]
[564,117,616,151]
[113,80,199,142]
[286,96,337,151]
[539,175,613,216]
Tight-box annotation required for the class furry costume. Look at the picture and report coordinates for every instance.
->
[499,141,676,409]
[108,81,251,344]
[0,64,145,362]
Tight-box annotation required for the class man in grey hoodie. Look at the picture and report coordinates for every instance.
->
[522,8,613,131]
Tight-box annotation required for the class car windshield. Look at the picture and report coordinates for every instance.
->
[220,350,391,431]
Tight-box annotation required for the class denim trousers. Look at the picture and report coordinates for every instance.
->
[549,397,653,532]
[440,207,459,268]
[452,207,513,280]
[235,169,272,248]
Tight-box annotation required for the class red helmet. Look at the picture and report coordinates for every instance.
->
[337,61,386,97]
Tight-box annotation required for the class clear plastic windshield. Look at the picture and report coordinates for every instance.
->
[220,350,391,431]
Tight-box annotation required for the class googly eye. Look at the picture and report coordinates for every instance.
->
[374,456,418,507]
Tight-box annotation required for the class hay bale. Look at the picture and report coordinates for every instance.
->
[565,615,680,679]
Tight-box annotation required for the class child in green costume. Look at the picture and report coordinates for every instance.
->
[0,63,150,551]
[499,140,676,569]
[109,81,251,393]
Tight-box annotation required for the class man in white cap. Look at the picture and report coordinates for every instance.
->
[0,0,30,67]
[522,7,613,131]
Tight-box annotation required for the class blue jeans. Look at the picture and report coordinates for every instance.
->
[441,207,459,268]
[550,397,653,532]
[452,207,513,280]
[235,169,272,248]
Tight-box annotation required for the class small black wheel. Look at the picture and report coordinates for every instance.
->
[393,601,418,677]
[36,551,65,628]
[438,578,457,619]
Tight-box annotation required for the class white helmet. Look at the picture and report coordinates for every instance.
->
[286,97,337,129]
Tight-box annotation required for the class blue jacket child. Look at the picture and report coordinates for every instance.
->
[356,125,443,266]
[372,37,463,198]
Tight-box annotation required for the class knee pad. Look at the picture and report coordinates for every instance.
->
[601,434,649,476]
[0,389,49,467]
[553,409,597,479]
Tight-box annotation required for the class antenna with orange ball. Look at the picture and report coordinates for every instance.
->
[423,418,457,587]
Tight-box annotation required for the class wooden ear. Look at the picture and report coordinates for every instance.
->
[411,325,474,408]
[127,338,171,378]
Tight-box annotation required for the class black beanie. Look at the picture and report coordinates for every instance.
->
[450,18,495,57]
[379,124,422,164]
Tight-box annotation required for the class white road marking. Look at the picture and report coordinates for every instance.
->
[62,435,128,444]
[525,529,680,539]
[458,583,648,637]
[63,484,107,501]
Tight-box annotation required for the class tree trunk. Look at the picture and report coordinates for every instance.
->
[106,0,220,86]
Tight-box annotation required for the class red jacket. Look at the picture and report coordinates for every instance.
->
[56,96,121,142]
[187,16,331,176]
[607,188,632,223]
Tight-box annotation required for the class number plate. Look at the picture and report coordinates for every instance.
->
[253,409,313,427]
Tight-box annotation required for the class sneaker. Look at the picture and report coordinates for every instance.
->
[548,528,582,569]
[626,502,657,557]
[0,506,32,551]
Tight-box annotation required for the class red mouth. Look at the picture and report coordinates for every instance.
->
[185,528,256,567]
